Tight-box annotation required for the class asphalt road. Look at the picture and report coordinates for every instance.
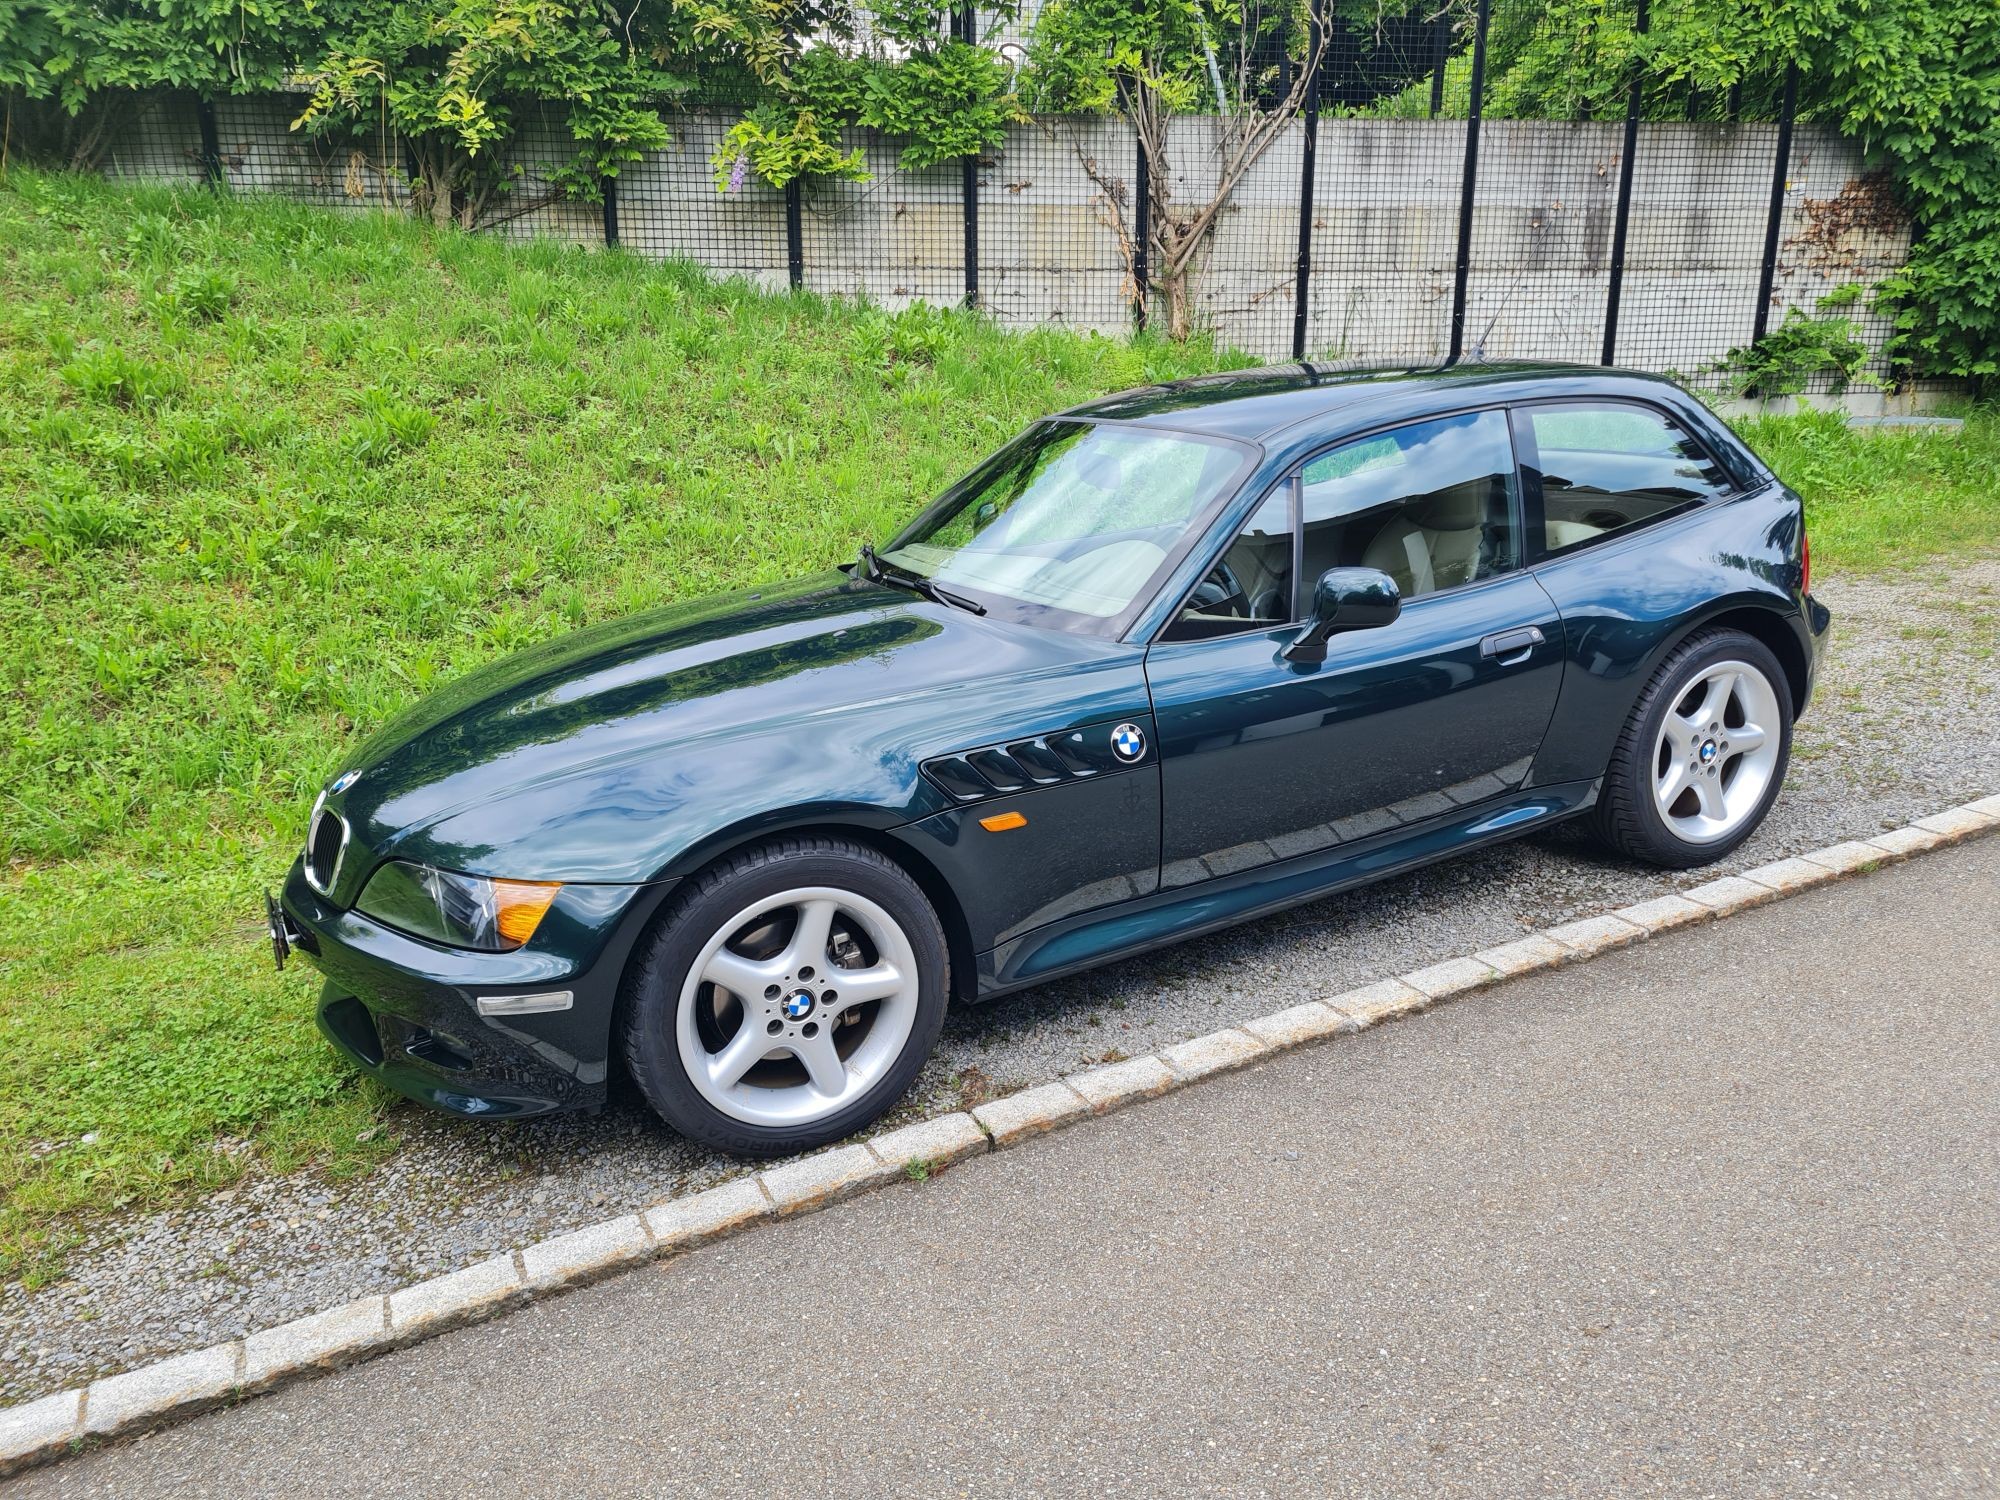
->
[15,836,1998,1497]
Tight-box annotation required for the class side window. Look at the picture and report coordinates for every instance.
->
[1163,484,1295,641]
[1298,410,1519,600]
[1523,402,1731,557]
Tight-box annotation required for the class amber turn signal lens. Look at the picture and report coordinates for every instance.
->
[978,810,1028,832]
[492,880,562,946]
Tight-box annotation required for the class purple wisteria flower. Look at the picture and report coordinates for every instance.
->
[727,153,749,195]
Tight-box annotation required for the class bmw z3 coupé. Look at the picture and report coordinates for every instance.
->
[271,363,1829,1154]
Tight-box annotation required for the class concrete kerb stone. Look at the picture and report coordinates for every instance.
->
[1867,825,1949,859]
[641,1176,771,1254]
[0,1391,81,1474]
[386,1254,525,1344]
[1067,1055,1178,1113]
[1679,874,1780,916]
[1543,912,1647,957]
[6,799,1994,1481]
[866,1112,991,1175]
[1242,1000,1356,1049]
[1160,1028,1270,1083]
[1798,839,1886,876]
[82,1342,240,1438]
[758,1143,899,1215]
[1738,856,1838,895]
[971,1080,1093,1146]
[520,1215,653,1294]
[1614,893,1713,935]
[241,1295,391,1389]
[1403,954,1503,1000]
[1472,934,1572,978]
[1915,805,1999,839]
[1327,978,1426,1028]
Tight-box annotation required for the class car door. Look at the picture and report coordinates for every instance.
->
[1143,408,1566,887]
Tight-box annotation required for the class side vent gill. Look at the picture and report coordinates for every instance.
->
[921,728,1129,804]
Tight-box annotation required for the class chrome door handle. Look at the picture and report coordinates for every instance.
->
[1480,625,1545,663]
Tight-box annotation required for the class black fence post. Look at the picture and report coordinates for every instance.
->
[958,5,979,309]
[195,97,222,187]
[1601,0,1646,365]
[1133,138,1150,331]
[1429,7,1450,118]
[1291,0,1323,359]
[1447,0,1491,363]
[1751,62,1799,344]
[785,179,804,290]
[601,174,620,248]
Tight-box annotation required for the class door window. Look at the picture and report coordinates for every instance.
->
[1162,484,1295,640]
[1521,402,1731,556]
[1298,410,1519,600]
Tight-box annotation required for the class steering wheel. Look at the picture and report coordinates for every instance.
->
[1187,559,1250,618]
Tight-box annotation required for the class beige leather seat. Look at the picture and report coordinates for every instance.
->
[1360,482,1488,597]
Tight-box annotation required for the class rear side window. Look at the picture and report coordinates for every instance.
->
[1520,402,1731,558]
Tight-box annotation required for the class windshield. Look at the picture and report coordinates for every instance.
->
[878,420,1252,635]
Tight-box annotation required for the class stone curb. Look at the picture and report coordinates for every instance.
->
[4,796,1994,1478]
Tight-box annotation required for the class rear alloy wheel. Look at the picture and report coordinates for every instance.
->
[621,838,948,1155]
[1594,628,1794,868]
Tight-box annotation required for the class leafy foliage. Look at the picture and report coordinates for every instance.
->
[290,0,741,225]
[714,4,1021,189]
[1716,307,1876,398]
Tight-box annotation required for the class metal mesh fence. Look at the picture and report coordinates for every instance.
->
[211,92,407,211]
[100,90,207,187]
[619,108,788,291]
[977,118,1134,338]
[59,0,1915,391]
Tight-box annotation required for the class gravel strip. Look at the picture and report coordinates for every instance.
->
[3,559,1995,1406]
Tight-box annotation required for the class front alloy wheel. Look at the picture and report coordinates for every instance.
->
[678,886,921,1128]
[622,837,948,1155]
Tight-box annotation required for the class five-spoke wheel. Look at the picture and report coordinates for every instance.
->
[678,886,921,1127]
[1649,659,1783,846]
[622,837,948,1155]
[1596,628,1794,868]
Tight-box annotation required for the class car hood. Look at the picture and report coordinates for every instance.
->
[321,571,1147,888]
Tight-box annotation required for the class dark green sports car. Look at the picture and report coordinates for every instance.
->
[270,362,1828,1154]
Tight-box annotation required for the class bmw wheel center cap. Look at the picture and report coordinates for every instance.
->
[1110,722,1146,763]
[784,990,816,1021]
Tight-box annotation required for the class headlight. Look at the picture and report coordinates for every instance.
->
[357,861,561,951]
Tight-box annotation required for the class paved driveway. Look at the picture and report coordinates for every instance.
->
[16,835,1997,1497]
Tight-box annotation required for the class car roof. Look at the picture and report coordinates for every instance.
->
[1056,360,1697,443]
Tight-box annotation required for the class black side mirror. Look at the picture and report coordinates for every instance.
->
[1284,567,1401,663]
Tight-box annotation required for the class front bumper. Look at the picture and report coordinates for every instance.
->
[280,860,676,1118]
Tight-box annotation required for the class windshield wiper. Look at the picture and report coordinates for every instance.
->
[868,557,987,616]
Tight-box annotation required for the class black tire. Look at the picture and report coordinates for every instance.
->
[1593,627,1794,869]
[619,835,949,1156]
